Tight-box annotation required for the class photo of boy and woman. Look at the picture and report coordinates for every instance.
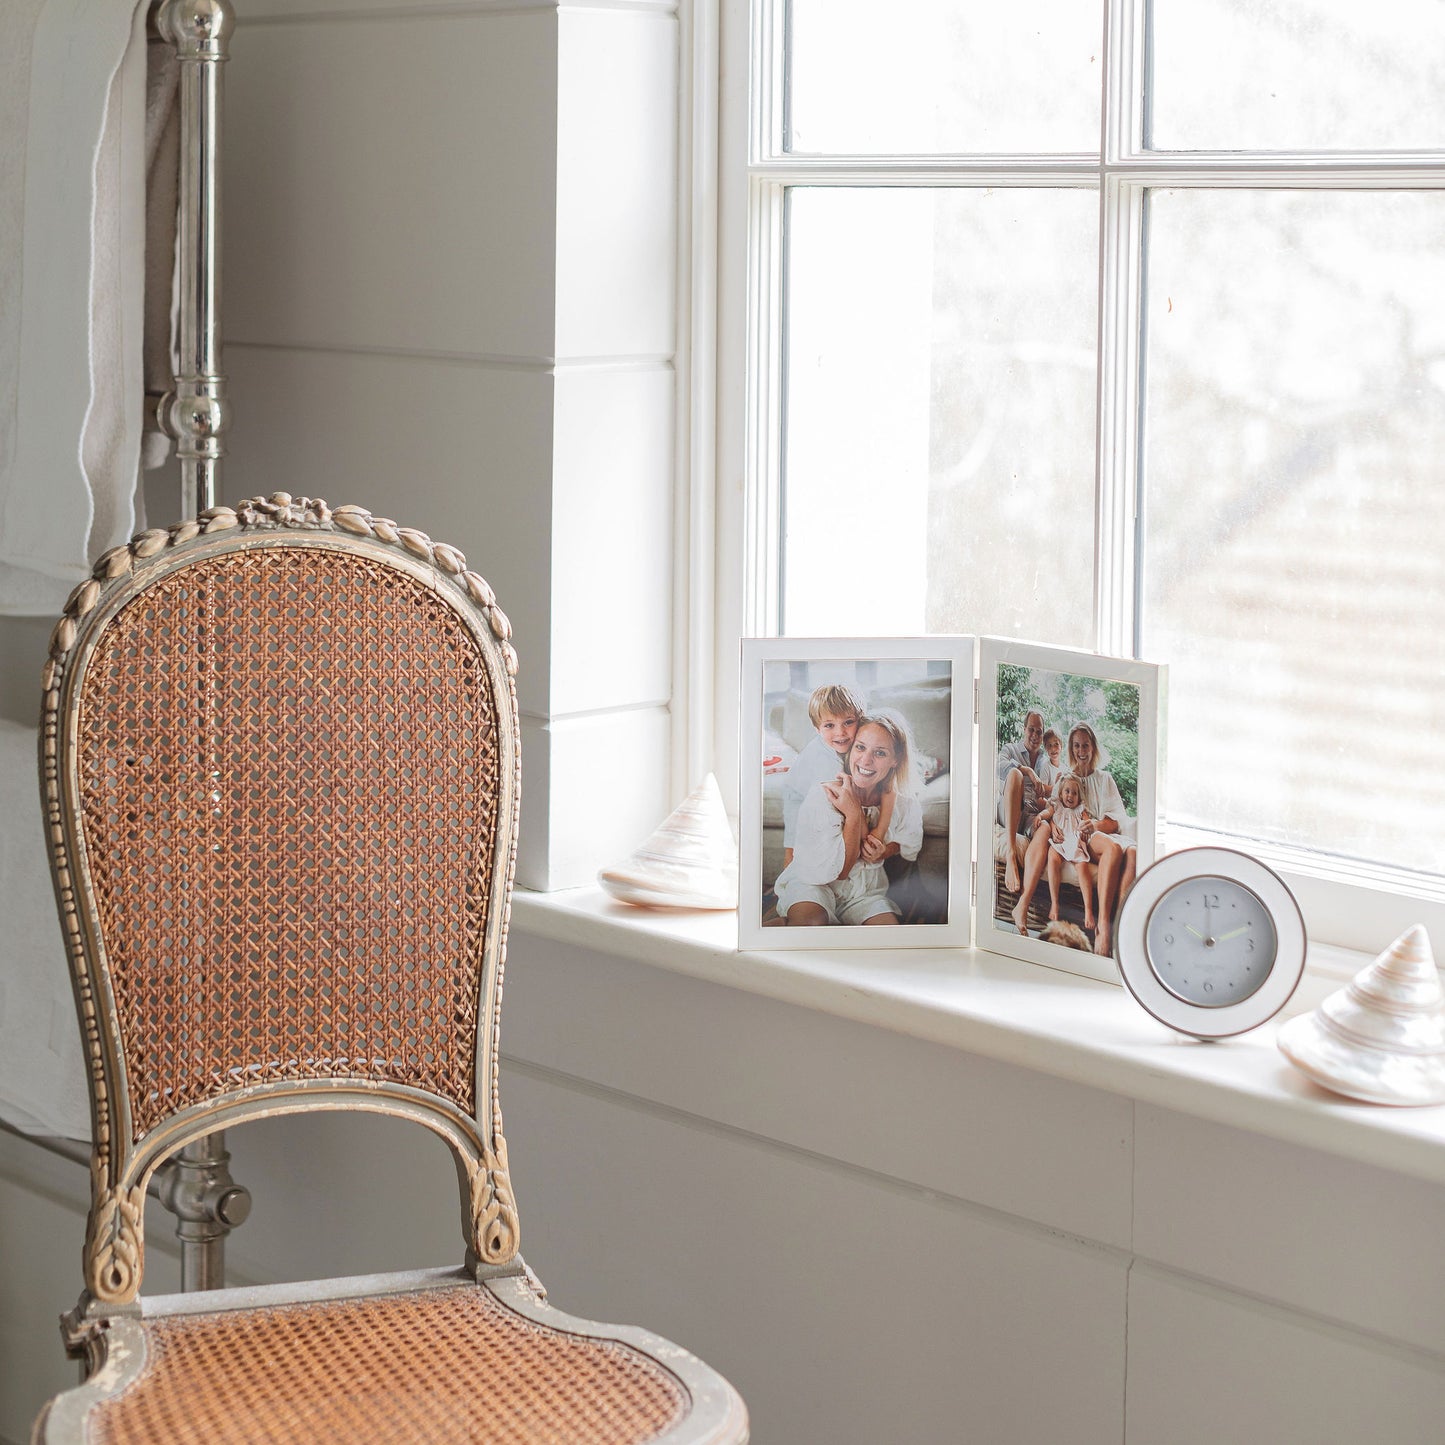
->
[990,662,1143,959]
[758,658,953,929]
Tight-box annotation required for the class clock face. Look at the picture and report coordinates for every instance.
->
[1145,876,1277,1008]
[1115,847,1305,1039]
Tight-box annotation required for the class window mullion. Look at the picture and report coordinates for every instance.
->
[1094,178,1146,659]
[1095,0,1146,656]
[743,177,786,637]
[1104,0,1147,163]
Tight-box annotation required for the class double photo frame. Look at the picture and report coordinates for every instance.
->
[739,636,1165,983]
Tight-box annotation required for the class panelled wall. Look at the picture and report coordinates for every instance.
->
[224,0,679,889]
[5,929,1445,1442]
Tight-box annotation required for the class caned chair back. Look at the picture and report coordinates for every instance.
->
[41,496,521,1305]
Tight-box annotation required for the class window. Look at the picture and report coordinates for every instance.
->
[717,0,1445,948]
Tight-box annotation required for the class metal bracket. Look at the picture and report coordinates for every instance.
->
[152,1135,252,1292]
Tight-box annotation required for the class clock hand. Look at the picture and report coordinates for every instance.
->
[1217,925,1252,942]
[1184,924,1205,940]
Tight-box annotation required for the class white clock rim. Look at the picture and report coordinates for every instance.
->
[1115,846,1307,1039]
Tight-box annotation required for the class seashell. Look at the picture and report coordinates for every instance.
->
[334,512,372,536]
[203,508,238,533]
[1277,926,1445,1106]
[132,528,170,558]
[598,773,737,911]
[464,572,496,609]
[397,527,433,559]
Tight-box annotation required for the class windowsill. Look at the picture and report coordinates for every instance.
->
[511,887,1445,1187]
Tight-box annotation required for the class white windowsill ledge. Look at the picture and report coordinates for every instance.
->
[511,887,1445,1188]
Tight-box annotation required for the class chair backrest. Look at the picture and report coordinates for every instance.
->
[41,495,521,1305]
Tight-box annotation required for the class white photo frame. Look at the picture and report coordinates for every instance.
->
[976,637,1166,984]
[739,638,976,950]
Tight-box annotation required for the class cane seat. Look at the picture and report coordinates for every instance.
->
[33,495,747,1444]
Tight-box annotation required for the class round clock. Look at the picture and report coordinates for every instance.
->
[1114,847,1307,1039]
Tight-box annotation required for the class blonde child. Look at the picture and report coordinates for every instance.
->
[1040,773,1097,932]
[1037,729,1065,794]
[780,683,867,868]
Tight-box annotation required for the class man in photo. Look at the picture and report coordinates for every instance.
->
[997,709,1046,894]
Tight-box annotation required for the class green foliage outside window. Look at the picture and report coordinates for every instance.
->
[996,663,1140,816]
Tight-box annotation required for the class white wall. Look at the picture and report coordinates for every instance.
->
[215,0,679,889]
[5,927,1445,1443]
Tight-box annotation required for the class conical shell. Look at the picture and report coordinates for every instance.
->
[1277,926,1445,1106]
[597,773,737,910]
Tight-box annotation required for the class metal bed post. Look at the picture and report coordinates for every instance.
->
[152,0,241,1292]
[8,0,246,1299]
[153,0,231,519]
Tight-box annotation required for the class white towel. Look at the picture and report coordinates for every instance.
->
[0,719,90,1140]
[0,0,176,617]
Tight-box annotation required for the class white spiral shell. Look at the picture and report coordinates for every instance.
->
[1277,926,1445,1106]
[598,774,738,911]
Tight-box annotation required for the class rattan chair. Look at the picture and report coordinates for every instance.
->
[32,493,748,1445]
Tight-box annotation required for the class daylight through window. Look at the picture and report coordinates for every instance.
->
[748,0,1445,896]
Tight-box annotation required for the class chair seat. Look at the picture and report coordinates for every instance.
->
[55,1272,731,1445]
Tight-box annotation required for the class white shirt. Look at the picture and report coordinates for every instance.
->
[778,784,924,891]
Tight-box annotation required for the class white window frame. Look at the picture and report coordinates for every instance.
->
[708,0,1445,953]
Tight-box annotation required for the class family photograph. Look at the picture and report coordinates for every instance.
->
[990,661,1144,959]
[757,656,954,930]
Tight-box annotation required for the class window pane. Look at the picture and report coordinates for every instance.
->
[1149,0,1445,152]
[787,0,1102,155]
[781,187,1098,643]
[1140,189,1445,876]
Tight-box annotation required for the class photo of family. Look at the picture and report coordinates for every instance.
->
[978,640,1163,980]
[739,639,974,950]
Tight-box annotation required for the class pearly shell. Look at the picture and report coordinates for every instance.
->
[598,774,737,911]
[1277,926,1445,1106]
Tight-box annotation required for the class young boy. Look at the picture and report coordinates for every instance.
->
[780,683,867,868]
[1036,728,1065,795]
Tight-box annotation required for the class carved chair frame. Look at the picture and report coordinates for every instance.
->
[40,494,523,1315]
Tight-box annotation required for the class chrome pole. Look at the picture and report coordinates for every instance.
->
[156,0,232,519]
[158,1136,253,1292]
[153,0,240,1291]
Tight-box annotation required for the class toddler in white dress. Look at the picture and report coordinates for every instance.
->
[1039,773,1097,933]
